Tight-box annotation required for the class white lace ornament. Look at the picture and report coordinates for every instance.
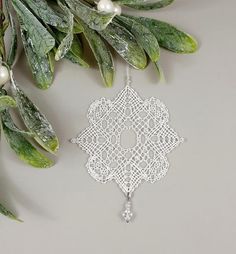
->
[71,66,184,223]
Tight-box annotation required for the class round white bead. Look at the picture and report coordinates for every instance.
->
[0,66,10,85]
[113,3,121,15]
[97,0,106,12]
[104,1,114,13]
[97,0,114,13]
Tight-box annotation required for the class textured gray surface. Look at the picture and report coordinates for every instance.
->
[0,0,236,253]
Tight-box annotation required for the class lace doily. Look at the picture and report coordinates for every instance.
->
[71,67,184,223]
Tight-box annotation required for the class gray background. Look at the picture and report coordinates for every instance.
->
[0,0,236,253]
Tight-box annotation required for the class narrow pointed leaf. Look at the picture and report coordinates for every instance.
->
[21,29,54,89]
[154,61,165,82]
[55,31,74,61]
[116,0,174,10]
[0,203,22,222]
[81,21,114,87]
[1,110,35,137]
[55,3,74,61]
[23,0,68,28]
[65,0,115,31]
[57,21,84,34]
[50,3,84,34]
[65,37,89,67]
[116,15,160,62]
[131,16,198,53]
[12,0,55,56]
[10,78,59,154]
[0,90,33,137]
[25,0,82,34]
[54,30,89,67]
[65,51,89,67]
[5,0,18,67]
[2,112,54,168]
[99,22,147,69]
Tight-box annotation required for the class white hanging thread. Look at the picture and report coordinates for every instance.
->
[122,65,135,222]
[125,64,132,87]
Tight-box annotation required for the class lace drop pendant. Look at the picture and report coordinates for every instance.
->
[70,67,184,222]
[121,193,133,223]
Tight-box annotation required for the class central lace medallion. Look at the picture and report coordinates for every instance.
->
[71,84,183,222]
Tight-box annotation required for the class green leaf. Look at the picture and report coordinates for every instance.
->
[65,51,89,67]
[0,89,33,137]
[154,61,165,82]
[20,29,54,89]
[10,77,59,154]
[0,10,9,34]
[116,0,174,10]
[131,16,198,53]
[1,111,54,168]
[0,203,22,222]
[5,0,18,67]
[12,0,55,56]
[81,21,114,87]
[56,33,73,60]
[0,95,16,111]
[57,21,84,34]
[30,0,84,33]
[72,22,84,34]
[54,30,89,67]
[1,109,35,137]
[55,2,74,61]
[65,0,115,31]
[116,16,160,62]
[23,0,68,28]
[99,21,147,69]
[49,2,84,34]
[65,36,89,67]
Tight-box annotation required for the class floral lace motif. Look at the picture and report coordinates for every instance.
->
[71,85,184,196]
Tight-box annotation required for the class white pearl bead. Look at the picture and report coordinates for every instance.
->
[97,0,106,12]
[105,4,114,13]
[97,0,114,13]
[0,66,10,85]
[113,3,121,15]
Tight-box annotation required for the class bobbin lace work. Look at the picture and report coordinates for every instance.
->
[71,85,183,222]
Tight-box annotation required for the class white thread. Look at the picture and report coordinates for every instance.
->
[125,64,132,87]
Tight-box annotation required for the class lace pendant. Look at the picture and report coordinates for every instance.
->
[70,68,184,223]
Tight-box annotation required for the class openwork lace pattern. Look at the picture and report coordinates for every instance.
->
[71,85,183,222]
